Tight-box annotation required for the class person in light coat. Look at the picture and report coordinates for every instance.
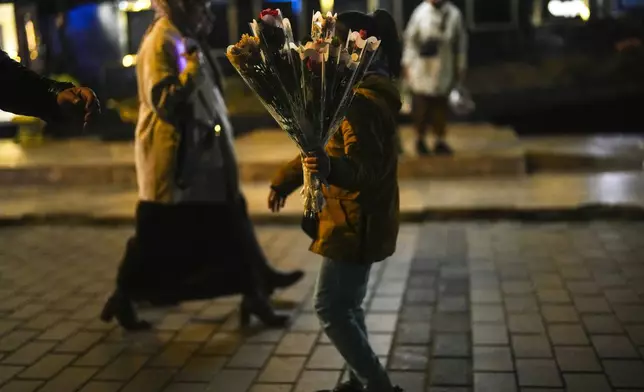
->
[402,0,468,155]
[100,0,301,331]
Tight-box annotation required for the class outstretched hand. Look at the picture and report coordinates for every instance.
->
[56,87,101,130]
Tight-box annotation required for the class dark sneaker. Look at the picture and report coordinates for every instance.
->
[433,140,454,155]
[415,139,431,156]
[393,386,405,392]
[316,381,363,391]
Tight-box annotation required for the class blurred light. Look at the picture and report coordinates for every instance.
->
[122,54,137,67]
[119,0,152,12]
[320,0,334,13]
[29,50,38,60]
[0,3,19,62]
[25,20,37,51]
[214,124,222,135]
[547,0,590,20]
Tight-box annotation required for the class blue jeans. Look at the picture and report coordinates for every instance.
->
[314,258,394,392]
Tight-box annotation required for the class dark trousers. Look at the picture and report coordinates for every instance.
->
[116,196,270,302]
[412,94,448,140]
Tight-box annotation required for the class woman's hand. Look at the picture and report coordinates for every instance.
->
[303,148,330,179]
[268,188,287,213]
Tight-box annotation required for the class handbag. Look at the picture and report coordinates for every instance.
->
[416,10,450,58]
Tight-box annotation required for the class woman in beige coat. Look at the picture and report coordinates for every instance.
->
[100,0,300,331]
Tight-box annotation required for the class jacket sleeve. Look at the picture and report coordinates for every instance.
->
[327,97,389,192]
[271,154,303,196]
[455,11,468,76]
[0,50,72,121]
[139,32,199,124]
[402,6,421,68]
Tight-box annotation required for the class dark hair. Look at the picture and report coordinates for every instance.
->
[336,9,403,79]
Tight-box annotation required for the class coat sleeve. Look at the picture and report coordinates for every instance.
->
[271,154,303,197]
[139,31,199,124]
[454,10,468,76]
[326,97,391,192]
[0,50,72,121]
[402,6,422,68]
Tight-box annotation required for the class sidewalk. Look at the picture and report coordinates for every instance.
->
[2,172,644,225]
[1,126,642,187]
[2,222,644,391]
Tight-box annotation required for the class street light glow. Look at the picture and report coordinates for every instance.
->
[547,0,590,20]
[122,54,137,67]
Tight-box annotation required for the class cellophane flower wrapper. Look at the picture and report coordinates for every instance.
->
[227,9,381,218]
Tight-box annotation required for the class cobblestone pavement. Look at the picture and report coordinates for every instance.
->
[2,223,644,392]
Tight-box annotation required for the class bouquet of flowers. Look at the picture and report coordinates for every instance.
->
[226,9,381,217]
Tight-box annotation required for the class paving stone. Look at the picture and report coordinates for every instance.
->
[405,288,437,304]
[148,343,200,368]
[175,356,226,382]
[516,359,562,387]
[473,346,514,371]
[207,369,258,392]
[563,373,612,392]
[504,297,539,313]
[434,334,470,358]
[572,296,612,314]
[19,353,75,379]
[293,370,341,392]
[542,305,579,323]
[0,380,43,392]
[507,315,545,334]
[554,346,601,372]
[173,323,218,343]
[163,383,207,392]
[76,381,124,392]
[433,313,471,333]
[472,305,505,323]
[0,366,23,385]
[548,324,589,345]
[399,305,433,322]
[389,371,426,392]
[511,335,552,358]
[604,360,644,388]
[37,367,97,392]
[94,354,149,381]
[2,342,55,365]
[626,325,644,345]
[430,359,472,386]
[201,332,242,355]
[120,368,174,392]
[249,385,292,392]
[473,324,508,345]
[75,343,126,367]
[567,281,600,295]
[395,322,431,345]
[274,332,317,356]
[370,297,403,312]
[389,346,429,371]
[473,372,517,392]
[54,332,104,354]
[21,313,65,331]
[583,314,625,334]
[228,344,274,369]
[258,356,306,383]
[591,335,639,358]
[537,289,570,304]
[365,314,398,333]
[502,281,534,295]
[471,290,502,305]
[37,321,83,341]
[306,345,344,370]
[614,305,644,323]
[290,314,321,332]
[0,331,37,353]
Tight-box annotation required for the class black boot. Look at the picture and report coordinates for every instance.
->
[317,380,363,391]
[434,140,454,155]
[100,290,151,331]
[240,293,289,328]
[265,270,304,294]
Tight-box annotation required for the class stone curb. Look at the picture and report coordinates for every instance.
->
[2,205,644,227]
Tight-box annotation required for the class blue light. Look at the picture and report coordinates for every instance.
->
[66,3,99,32]
[292,0,302,14]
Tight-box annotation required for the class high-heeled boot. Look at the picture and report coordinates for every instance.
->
[239,293,289,328]
[100,290,151,331]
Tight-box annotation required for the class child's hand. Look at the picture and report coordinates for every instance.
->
[303,148,330,179]
[268,188,287,213]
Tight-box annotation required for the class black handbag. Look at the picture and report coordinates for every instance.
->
[416,10,450,58]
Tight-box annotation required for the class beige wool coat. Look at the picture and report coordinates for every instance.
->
[134,16,238,204]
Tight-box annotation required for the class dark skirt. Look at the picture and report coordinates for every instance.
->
[117,199,255,303]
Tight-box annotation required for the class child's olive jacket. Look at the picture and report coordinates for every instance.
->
[271,75,402,263]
